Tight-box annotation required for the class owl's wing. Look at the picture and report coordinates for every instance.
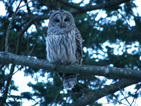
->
[75,28,83,64]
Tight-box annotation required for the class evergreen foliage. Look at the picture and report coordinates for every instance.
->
[0,0,141,105]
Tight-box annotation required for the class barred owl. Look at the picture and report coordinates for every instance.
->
[46,10,83,90]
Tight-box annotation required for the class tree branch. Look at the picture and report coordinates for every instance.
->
[15,0,131,39]
[15,15,49,39]
[1,65,15,105]
[56,0,82,10]
[5,0,22,52]
[57,0,131,14]
[71,79,139,106]
[0,51,141,80]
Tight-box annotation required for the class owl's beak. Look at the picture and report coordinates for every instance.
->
[61,23,64,27]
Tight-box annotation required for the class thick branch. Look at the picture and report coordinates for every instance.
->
[15,0,130,39]
[71,79,139,106]
[56,0,81,10]
[81,0,130,11]
[0,52,141,80]
[57,0,131,14]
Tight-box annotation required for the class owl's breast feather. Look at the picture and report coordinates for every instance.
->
[46,30,77,64]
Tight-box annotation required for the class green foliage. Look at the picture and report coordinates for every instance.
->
[0,0,141,105]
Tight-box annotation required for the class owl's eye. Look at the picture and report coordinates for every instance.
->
[55,19,60,22]
[64,18,69,22]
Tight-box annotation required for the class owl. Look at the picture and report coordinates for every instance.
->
[46,10,83,90]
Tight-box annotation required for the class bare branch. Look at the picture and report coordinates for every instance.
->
[56,0,82,10]
[119,90,131,106]
[0,52,141,80]
[2,1,22,105]
[16,15,49,39]
[5,0,22,52]
[71,0,131,14]
[1,65,15,105]
[15,0,131,40]
[20,0,33,9]
[71,79,139,106]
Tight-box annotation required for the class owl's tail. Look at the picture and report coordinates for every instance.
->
[58,73,77,90]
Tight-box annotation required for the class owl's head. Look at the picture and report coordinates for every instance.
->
[48,10,75,28]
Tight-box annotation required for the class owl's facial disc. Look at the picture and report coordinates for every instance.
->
[52,13,71,28]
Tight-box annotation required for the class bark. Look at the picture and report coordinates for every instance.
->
[71,79,139,106]
[0,51,141,80]
[1,65,15,105]
[15,0,131,39]
[15,15,49,39]
[57,0,131,14]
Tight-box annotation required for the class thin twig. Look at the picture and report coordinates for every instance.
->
[50,90,61,106]
[130,86,141,106]
[116,10,131,28]
[119,87,131,106]
[1,65,15,105]
[0,64,5,69]
[0,20,9,29]
[56,0,82,10]
[5,0,22,52]
[0,66,23,82]
[16,15,49,39]
[19,0,33,9]
[103,86,140,105]
[29,44,36,55]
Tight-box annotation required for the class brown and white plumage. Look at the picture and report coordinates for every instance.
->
[46,10,82,90]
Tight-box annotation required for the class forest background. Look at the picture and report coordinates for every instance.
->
[0,0,141,105]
